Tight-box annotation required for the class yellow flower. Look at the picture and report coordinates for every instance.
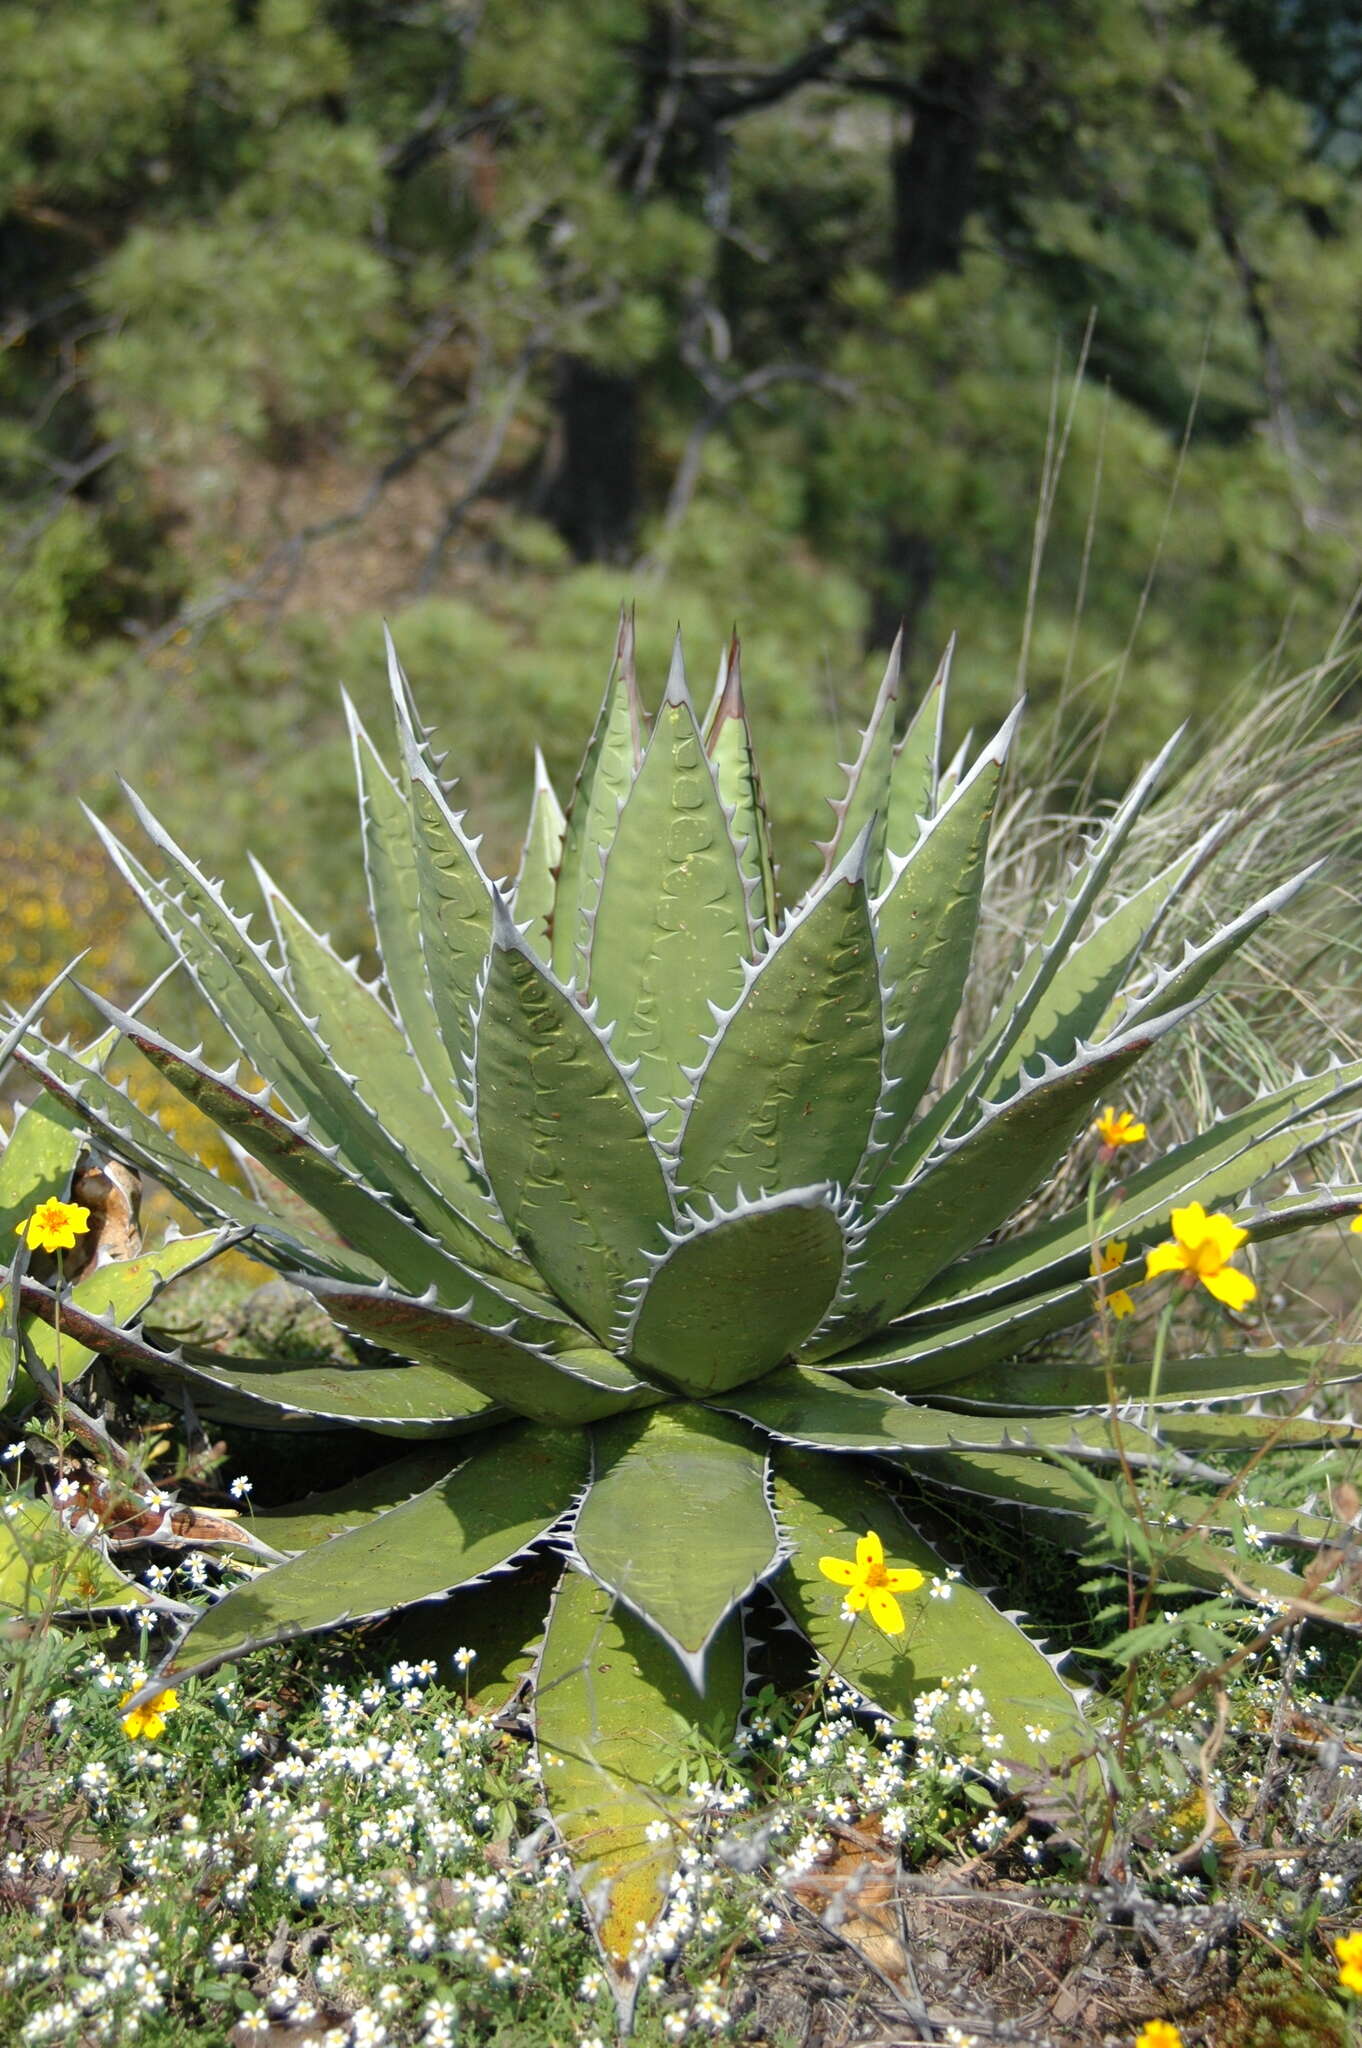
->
[16,1197,91,1255]
[1351,1213,1362,1236]
[1145,1203,1256,1311]
[1091,1240,1135,1320]
[1336,1930,1362,1995]
[1134,2025,1184,2048]
[1094,1105,1146,1151]
[118,1687,179,1741]
[818,1530,925,1635]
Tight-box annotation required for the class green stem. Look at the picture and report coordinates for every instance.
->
[1146,1295,1177,1411]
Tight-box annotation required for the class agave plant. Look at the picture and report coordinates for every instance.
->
[14,617,1362,1995]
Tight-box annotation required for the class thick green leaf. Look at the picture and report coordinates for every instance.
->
[84,1001,557,1323]
[870,715,1014,1160]
[258,865,521,1274]
[92,801,484,1247]
[816,631,900,883]
[0,1091,84,1244]
[397,718,497,1094]
[912,1449,1362,1621]
[249,1448,460,1552]
[0,1498,148,1618]
[159,1422,588,1681]
[676,841,882,1207]
[818,1008,1192,1350]
[912,1066,1362,1322]
[18,1297,502,1437]
[303,1275,660,1425]
[14,1036,379,1283]
[624,1188,846,1397]
[1118,864,1322,1034]
[883,638,951,865]
[386,1563,552,1713]
[721,1367,1179,1466]
[705,637,777,931]
[513,748,567,959]
[817,1272,1107,1388]
[535,1568,743,2002]
[347,695,470,1131]
[772,1449,1096,1803]
[573,1404,777,1685]
[475,899,675,1341]
[938,1346,1362,1413]
[984,829,1215,1099]
[964,729,1182,1105]
[1155,1409,1362,1454]
[589,651,751,1137]
[18,1229,227,1385]
[553,608,645,985]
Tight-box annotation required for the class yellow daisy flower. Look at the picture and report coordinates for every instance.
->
[16,1197,91,1255]
[1336,1929,1362,1995]
[818,1530,925,1636]
[1091,1240,1135,1320]
[1134,2024,1184,2048]
[118,1687,180,1741]
[1093,1105,1146,1151]
[1144,1203,1256,1311]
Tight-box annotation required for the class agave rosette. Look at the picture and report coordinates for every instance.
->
[15,617,1362,1994]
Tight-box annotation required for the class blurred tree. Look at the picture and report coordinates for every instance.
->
[0,0,1359,787]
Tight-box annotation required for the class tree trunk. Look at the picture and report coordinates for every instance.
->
[889,53,993,293]
[544,357,640,564]
[871,53,993,658]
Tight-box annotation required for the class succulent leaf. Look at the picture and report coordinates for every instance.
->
[21,1297,503,1437]
[14,1034,378,1281]
[248,1447,461,1552]
[882,637,951,864]
[913,1069,1362,1322]
[676,837,882,1206]
[771,1448,1098,1799]
[983,828,1218,1099]
[535,1569,743,2007]
[939,1345,1362,1413]
[819,1007,1196,1348]
[301,1273,661,1425]
[871,711,1015,1156]
[817,630,901,883]
[257,862,521,1272]
[513,748,568,958]
[80,996,547,1318]
[589,648,752,1136]
[552,608,645,984]
[572,1404,779,1686]
[17,1231,227,1386]
[623,1187,847,1397]
[347,697,472,1131]
[475,897,675,1341]
[159,1422,587,1683]
[704,635,778,930]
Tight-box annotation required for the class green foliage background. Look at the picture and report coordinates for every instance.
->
[2,0,1361,984]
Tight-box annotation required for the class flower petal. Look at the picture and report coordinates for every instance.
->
[1109,1289,1135,1320]
[819,1556,857,1587]
[1169,1201,1208,1248]
[1201,1212,1248,1260]
[882,1566,925,1595]
[1200,1263,1256,1311]
[866,1587,905,1634]
[855,1530,884,1573]
[1144,1241,1187,1279]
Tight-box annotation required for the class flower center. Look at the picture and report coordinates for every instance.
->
[863,1559,887,1589]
